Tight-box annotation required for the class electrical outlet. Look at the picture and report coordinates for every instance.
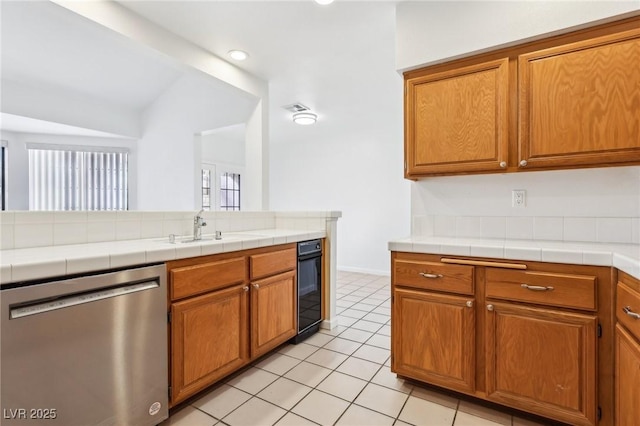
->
[512,190,526,208]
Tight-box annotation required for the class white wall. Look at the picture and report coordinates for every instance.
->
[52,0,271,212]
[1,79,141,138]
[137,73,256,211]
[412,167,640,218]
[396,1,640,71]
[0,130,136,210]
[269,5,410,275]
[201,126,245,167]
[397,1,640,226]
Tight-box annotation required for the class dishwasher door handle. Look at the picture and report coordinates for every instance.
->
[10,280,159,319]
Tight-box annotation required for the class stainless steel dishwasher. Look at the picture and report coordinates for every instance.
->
[1,264,168,426]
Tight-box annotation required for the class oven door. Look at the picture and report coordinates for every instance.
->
[297,254,322,332]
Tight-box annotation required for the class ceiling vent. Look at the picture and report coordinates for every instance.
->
[282,103,311,113]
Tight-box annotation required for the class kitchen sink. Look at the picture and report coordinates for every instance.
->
[153,233,260,244]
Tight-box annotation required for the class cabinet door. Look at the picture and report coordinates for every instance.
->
[251,270,297,358]
[616,324,640,426]
[171,284,250,405]
[485,302,597,426]
[405,58,509,177]
[519,28,640,169]
[392,288,475,393]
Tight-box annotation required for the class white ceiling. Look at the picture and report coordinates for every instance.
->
[115,0,400,141]
[1,0,400,145]
[1,0,183,111]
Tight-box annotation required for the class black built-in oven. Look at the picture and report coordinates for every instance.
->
[291,239,322,343]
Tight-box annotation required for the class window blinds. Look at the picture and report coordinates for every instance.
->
[28,148,128,211]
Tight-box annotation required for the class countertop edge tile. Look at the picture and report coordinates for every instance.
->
[66,255,111,275]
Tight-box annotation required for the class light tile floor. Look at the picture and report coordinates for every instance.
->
[162,271,551,426]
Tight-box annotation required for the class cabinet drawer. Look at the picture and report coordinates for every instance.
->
[486,269,596,311]
[250,248,296,280]
[394,259,474,295]
[617,283,640,341]
[170,257,246,300]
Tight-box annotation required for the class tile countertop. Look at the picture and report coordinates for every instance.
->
[1,229,325,284]
[389,236,640,281]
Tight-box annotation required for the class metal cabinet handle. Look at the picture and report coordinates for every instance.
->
[519,160,528,167]
[521,284,554,292]
[499,161,507,168]
[623,306,640,320]
[243,286,249,292]
[466,301,473,308]
[487,304,494,311]
[252,284,259,290]
[419,272,443,279]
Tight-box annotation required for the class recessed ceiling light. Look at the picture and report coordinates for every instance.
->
[293,112,318,125]
[228,50,249,61]
[314,0,335,4]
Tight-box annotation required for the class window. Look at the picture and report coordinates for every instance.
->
[220,172,240,211]
[201,169,211,210]
[28,145,128,211]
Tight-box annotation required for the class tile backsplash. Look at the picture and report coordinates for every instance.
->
[413,215,639,245]
[0,211,339,250]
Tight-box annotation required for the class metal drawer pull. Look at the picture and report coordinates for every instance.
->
[252,284,260,290]
[521,284,554,291]
[487,304,494,311]
[623,306,640,320]
[419,272,443,279]
[466,301,473,308]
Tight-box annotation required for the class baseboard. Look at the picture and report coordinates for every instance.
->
[337,266,390,276]
[320,318,339,330]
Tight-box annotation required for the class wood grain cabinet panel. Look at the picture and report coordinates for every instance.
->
[392,288,475,393]
[170,257,246,301]
[405,58,509,176]
[170,284,250,405]
[394,259,474,295]
[616,324,640,426]
[250,248,296,280]
[390,252,613,426]
[486,268,597,311]
[167,243,300,406]
[519,28,640,169]
[616,272,640,426]
[485,302,597,426]
[617,282,640,339]
[404,18,640,178]
[250,270,297,358]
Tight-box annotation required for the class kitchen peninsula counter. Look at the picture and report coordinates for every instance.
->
[1,229,325,284]
[389,235,640,280]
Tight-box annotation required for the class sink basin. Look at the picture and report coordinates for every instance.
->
[180,237,214,243]
[153,232,266,244]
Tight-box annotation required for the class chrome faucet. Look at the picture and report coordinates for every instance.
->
[193,209,207,240]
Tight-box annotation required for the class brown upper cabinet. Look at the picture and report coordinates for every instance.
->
[404,16,640,178]
[405,58,510,175]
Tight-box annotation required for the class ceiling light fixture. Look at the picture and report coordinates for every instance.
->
[228,50,249,61]
[314,0,335,4]
[292,112,317,125]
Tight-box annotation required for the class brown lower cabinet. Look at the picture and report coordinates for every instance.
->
[393,288,475,393]
[167,244,299,406]
[615,272,640,426]
[485,302,597,425]
[391,252,614,426]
